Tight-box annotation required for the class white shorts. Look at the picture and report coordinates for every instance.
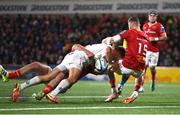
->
[119,60,144,78]
[55,50,88,72]
[145,51,159,68]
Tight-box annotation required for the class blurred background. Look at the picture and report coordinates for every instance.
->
[0,0,180,82]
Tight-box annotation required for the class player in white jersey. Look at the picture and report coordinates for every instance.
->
[36,43,124,104]
[11,47,94,102]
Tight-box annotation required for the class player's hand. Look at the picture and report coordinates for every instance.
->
[107,63,118,72]
[147,37,159,42]
[102,37,114,45]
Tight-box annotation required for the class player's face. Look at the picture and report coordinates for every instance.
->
[128,22,132,29]
[112,49,121,61]
[148,14,157,23]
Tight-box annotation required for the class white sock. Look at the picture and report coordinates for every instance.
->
[20,76,41,91]
[130,91,138,98]
[50,79,70,97]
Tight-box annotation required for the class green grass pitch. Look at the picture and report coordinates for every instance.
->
[0,80,180,114]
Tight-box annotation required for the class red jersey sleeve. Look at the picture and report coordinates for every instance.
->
[142,23,147,31]
[159,24,166,34]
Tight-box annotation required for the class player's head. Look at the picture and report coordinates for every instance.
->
[148,10,158,23]
[128,17,140,30]
[113,44,126,59]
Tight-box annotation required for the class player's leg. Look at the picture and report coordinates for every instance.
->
[122,77,142,104]
[35,72,66,100]
[138,66,147,93]
[149,52,159,91]
[0,65,8,82]
[122,71,143,104]
[35,66,90,101]
[44,51,88,104]
[117,74,130,93]
[117,62,131,94]
[150,66,156,91]
[12,68,61,102]
[139,51,151,92]
[0,62,52,82]
[105,70,120,103]
[43,72,67,94]
[47,68,82,104]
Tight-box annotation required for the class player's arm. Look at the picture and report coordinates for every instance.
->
[105,46,120,72]
[148,24,167,41]
[149,32,167,41]
[105,46,113,65]
[71,44,94,58]
[102,35,122,45]
[102,30,129,45]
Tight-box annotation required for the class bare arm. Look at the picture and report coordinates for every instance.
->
[102,35,121,45]
[105,47,113,64]
[149,33,167,41]
[105,46,120,72]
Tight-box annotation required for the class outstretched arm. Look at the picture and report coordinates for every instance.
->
[102,35,122,45]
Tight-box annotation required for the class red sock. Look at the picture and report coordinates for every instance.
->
[141,80,144,87]
[8,69,22,79]
[134,84,141,92]
[43,85,53,94]
[109,79,115,88]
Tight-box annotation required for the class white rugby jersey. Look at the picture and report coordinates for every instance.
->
[85,43,111,58]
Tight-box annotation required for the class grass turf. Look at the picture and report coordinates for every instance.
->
[0,80,180,114]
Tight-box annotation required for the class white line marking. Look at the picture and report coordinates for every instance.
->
[0,106,180,111]
[0,96,108,99]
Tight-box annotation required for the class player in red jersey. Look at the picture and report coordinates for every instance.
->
[103,17,149,103]
[139,10,167,92]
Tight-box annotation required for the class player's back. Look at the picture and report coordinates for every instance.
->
[85,43,110,58]
[121,29,148,71]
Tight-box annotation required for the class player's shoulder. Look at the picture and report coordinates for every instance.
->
[156,22,164,27]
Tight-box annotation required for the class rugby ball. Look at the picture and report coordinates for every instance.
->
[94,56,108,73]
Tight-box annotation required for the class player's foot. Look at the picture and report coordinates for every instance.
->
[34,92,45,101]
[105,92,120,103]
[117,85,123,95]
[0,65,8,82]
[151,81,155,91]
[122,91,138,104]
[46,94,59,104]
[138,86,144,93]
[12,83,20,102]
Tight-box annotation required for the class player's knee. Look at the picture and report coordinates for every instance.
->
[149,65,156,69]
[67,78,77,84]
[149,66,156,73]
[40,75,52,82]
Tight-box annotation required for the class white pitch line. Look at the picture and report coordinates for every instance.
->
[0,106,180,111]
[0,96,109,99]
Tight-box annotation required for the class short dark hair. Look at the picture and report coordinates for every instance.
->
[114,44,126,59]
[148,10,158,16]
[128,17,140,24]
